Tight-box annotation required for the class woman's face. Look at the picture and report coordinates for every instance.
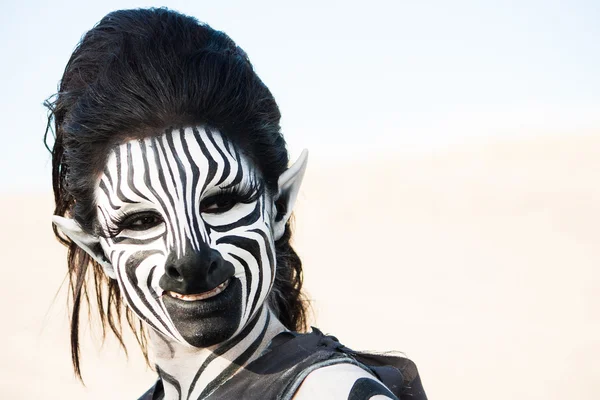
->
[94,126,277,347]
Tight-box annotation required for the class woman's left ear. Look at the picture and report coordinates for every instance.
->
[52,216,117,279]
[273,149,309,241]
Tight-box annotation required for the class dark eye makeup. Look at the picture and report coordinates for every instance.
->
[105,181,263,235]
[201,181,263,215]
[201,192,245,214]
[116,211,164,231]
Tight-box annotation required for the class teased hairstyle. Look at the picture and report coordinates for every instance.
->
[44,8,307,379]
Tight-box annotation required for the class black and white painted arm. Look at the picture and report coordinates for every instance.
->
[293,363,398,400]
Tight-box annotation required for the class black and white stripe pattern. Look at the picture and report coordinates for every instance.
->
[95,126,276,345]
[93,126,397,399]
[293,363,398,400]
[151,307,282,399]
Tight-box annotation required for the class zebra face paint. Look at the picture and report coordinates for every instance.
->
[95,127,277,348]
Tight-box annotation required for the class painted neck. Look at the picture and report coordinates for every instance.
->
[150,307,287,400]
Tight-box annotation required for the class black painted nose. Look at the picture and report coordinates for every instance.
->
[160,241,234,294]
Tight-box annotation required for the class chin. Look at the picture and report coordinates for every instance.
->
[162,277,243,348]
[181,314,240,347]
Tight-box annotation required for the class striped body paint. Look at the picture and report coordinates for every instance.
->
[56,125,402,399]
[95,126,277,348]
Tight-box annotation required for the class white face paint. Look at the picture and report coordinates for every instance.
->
[95,126,277,347]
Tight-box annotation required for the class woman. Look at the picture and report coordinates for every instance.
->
[46,8,425,399]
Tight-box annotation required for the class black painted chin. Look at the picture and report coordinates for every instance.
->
[163,278,243,348]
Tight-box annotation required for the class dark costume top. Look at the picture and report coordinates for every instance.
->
[139,328,427,400]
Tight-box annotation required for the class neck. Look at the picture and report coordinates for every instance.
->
[149,306,286,400]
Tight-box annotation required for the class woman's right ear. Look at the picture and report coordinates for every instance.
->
[52,216,117,279]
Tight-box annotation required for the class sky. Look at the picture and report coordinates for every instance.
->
[1,0,599,192]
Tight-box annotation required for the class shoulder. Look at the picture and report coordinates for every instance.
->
[292,362,398,400]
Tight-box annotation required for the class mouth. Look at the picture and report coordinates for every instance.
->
[165,279,230,302]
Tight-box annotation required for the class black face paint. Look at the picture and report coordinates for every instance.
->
[162,278,243,348]
[95,126,278,346]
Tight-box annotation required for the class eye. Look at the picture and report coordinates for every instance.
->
[201,194,238,214]
[119,212,164,231]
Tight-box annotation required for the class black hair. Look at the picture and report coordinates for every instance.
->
[44,7,307,379]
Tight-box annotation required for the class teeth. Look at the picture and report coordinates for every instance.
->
[167,280,229,301]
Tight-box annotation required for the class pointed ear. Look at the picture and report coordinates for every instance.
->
[52,216,117,279]
[273,149,308,241]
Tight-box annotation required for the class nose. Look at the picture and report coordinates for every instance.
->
[160,241,235,294]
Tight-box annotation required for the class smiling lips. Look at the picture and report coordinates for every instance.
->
[165,279,230,302]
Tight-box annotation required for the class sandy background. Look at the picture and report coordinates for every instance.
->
[1,134,599,399]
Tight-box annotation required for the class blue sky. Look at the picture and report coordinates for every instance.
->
[1,0,599,192]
